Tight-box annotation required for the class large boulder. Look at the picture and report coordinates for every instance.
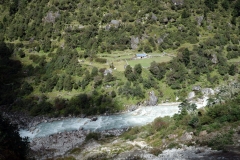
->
[180,132,193,141]
[201,88,215,96]
[188,92,195,100]
[192,85,201,91]
[196,16,204,26]
[131,36,139,50]
[152,13,158,21]
[211,54,218,64]
[43,11,60,23]
[147,91,158,106]
[91,117,98,121]
[110,20,120,28]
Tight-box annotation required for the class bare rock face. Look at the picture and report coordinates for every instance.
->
[152,13,158,21]
[192,85,201,91]
[199,130,207,137]
[188,92,195,100]
[196,16,204,26]
[30,130,86,159]
[131,36,139,50]
[211,54,218,64]
[180,132,193,141]
[157,37,164,44]
[43,11,60,23]
[163,17,169,23]
[168,134,177,140]
[201,88,215,96]
[147,91,158,106]
[157,34,168,44]
[207,25,213,31]
[110,20,120,28]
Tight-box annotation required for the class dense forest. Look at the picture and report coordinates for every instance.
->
[0,0,239,117]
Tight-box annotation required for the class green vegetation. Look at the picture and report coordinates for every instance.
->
[121,92,240,151]
[0,0,239,116]
[0,114,29,160]
[85,132,101,141]
[1,1,240,159]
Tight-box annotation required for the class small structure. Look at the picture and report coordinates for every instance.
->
[136,53,148,59]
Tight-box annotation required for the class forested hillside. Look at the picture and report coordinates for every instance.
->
[0,0,240,116]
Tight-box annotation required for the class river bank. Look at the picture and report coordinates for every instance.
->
[2,96,214,159]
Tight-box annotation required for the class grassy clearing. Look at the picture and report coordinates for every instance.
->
[98,53,135,61]
[42,90,81,101]
[228,57,240,63]
[80,51,173,71]
[128,56,172,68]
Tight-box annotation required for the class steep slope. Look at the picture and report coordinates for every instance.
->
[0,0,239,117]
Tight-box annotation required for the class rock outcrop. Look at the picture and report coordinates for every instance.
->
[30,130,86,159]
[43,11,60,23]
[188,91,196,100]
[192,85,201,91]
[131,36,140,50]
[211,54,218,64]
[201,88,215,96]
[146,91,158,106]
[196,16,204,26]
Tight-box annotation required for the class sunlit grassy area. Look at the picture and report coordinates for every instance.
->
[228,57,240,63]
[128,56,173,68]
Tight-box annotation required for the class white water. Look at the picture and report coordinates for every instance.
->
[19,100,207,139]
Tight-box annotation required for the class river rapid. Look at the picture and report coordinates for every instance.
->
[20,99,207,139]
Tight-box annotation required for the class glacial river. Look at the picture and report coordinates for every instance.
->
[20,100,207,139]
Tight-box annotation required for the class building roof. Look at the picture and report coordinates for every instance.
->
[136,53,147,57]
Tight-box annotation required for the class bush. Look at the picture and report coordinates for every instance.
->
[20,82,33,95]
[85,132,100,141]
[207,132,233,150]
[188,117,199,128]
[18,50,25,58]
[199,115,213,125]
[152,117,169,131]
[227,51,239,60]
[144,45,152,53]
[167,142,181,149]
[29,54,41,63]
[122,127,139,140]
[149,148,162,156]
[95,57,107,63]
[207,103,240,123]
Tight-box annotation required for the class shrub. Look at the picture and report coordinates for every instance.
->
[188,117,199,128]
[152,117,168,131]
[167,142,181,149]
[199,115,213,125]
[18,50,25,58]
[144,45,152,53]
[149,148,162,156]
[95,57,107,63]
[29,54,42,63]
[85,132,100,141]
[207,132,233,150]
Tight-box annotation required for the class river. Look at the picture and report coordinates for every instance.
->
[19,99,207,139]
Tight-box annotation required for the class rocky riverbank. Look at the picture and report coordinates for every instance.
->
[67,137,240,160]
[28,128,128,160]
[1,108,71,130]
